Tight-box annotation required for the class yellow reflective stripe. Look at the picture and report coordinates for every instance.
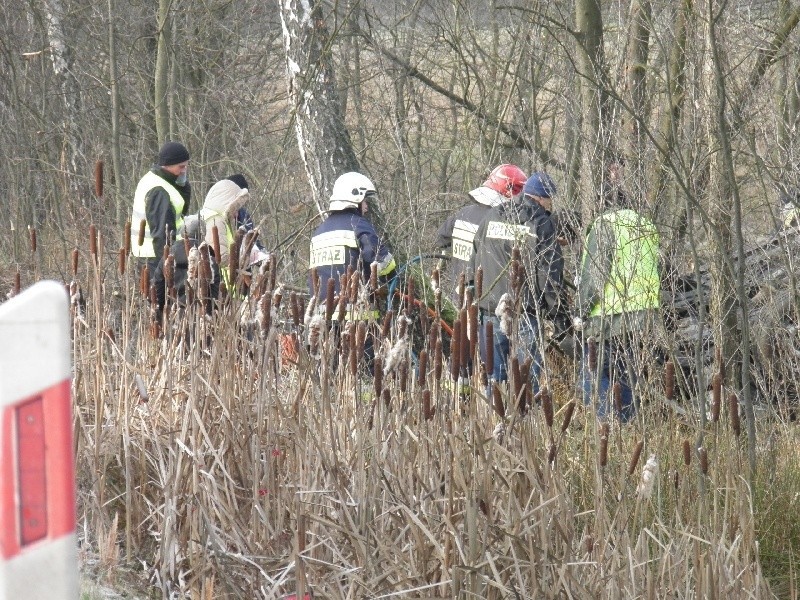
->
[453,220,478,243]
[378,257,396,276]
[486,221,531,241]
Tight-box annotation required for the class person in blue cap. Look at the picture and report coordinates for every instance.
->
[470,171,564,402]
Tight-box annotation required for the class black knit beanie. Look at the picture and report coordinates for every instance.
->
[226,173,249,189]
[157,141,190,166]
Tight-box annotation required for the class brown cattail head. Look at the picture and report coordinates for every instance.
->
[541,386,553,428]
[423,389,434,421]
[493,383,505,418]
[268,253,277,291]
[124,221,131,257]
[628,439,644,475]
[373,356,383,398]
[588,338,597,372]
[28,226,37,253]
[599,422,609,468]
[711,373,722,423]
[665,361,675,400]
[431,267,440,291]
[484,320,494,375]
[140,265,150,299]
[682,439,691,467]
[698,446,709,475]
[434,338,443,381]
[457,272,466,309]
[356,321,367,356]
[273,287,283,312]
[398,312,410,339]
[94,159,104,197]
[13,270,21,296]
[728,393,741,437]
[336,288,347,322]
[137,220,146,248]
[164,254,174,294]
[561,401,575,433]
[209,225,221,268]
[89,224,97,260]
[370,262,378,291]
[612,381,622,416]
[382,388,392,409]
[71,248,79,277]
[418,349,428,388]
[450,320,461,381]
[674,470,680,491]
[260,291,273,335]
[382,310,394,339]
[348,271,359,305]
[325,279,336,321]
[399,360,408,393]
[475,266,483,301]
[118,247,126,276]
[428,320,439,351]
[229,227,245,289]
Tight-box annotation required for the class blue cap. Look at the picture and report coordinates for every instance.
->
[523,172,556,199]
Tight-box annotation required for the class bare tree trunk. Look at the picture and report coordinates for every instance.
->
[279,0,360,216]
[154,0,171,144]
[707,2,756,475]
[108,0,123,224]
[625,0,650,205]
[42,0,84,192]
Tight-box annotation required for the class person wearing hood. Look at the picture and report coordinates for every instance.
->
[130,141,192,279]
[435,164,527,306]
[471,172,563,400]
[199,178,252,290]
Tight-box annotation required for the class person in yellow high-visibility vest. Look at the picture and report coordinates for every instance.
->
[575,165,661,422]
[130,142,192,278]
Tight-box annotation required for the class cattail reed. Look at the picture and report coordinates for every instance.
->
[511,247,522,295]
[28,226,36,253]
[370,262,377,291]
[457,273,465,308]
[511,356,522,406]
[348,271,359,304]
[406,276,414,310]
[340,323,351,366]
[665,361,675,400]
[229,228,244,289]
[474,266,483,301]
[422,389,434,420]
[561,401,575,433]
[118,248,126,276]
[585,535,594,555]
[382,388,391,409]
[459,308,469,375]
[418,349,428,387]
[636,456,658,501]
[588,338,597,372]
[349,332,359,377]
[273,286,283,312]
[124,221,131,257]
[290,292,300,326]
[450,320,461,381]
[716,347,725,383]
[356,321,367,357]
[140,266,150,299]
[89,224,97,260]
[728,393,741,437]
[373,356,383,397]
[698,446,709,475]
[674,470,679,491]
[711,373,721,423]
[541,387,553,428]
[428,320,439,351]
[72,248,79,276]
[599,423,609,468]
[484,320,494,375]
[382,310,394,339]
[399,360,408,393]
[13,270,20,296]
[628,439,644,475]
[434,338,443,381]
[268,253,277,291]
[613,381,622,416]
[164,255,174,295]
[260,291,272,335]
[298,296,305,323]
[398,313,410,339]
[325,280,336,321]
[94,159,104,197]
[137,220,146,248]
[493,384,504,418]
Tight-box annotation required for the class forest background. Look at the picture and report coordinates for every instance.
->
[3,0,800,598]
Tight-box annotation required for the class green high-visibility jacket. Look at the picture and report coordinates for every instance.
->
[131,171,185,258]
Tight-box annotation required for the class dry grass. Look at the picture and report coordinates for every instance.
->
[21,235,795,599]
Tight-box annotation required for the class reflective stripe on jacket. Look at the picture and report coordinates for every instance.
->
[584,209,659,318]
[131,171,185,258]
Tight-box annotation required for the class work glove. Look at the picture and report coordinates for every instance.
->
[571,316,584,332]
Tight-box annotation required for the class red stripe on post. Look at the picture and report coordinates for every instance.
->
[17,396,47,545]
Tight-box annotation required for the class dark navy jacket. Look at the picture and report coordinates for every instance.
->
[309,208,395,302]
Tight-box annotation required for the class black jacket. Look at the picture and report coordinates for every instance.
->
[435,200,492,300]
[470,198,563,317]
[145,167,192,264]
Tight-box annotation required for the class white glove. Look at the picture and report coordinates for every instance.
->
[571,316,584,332]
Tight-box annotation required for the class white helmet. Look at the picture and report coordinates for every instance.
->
[329,172,376,211]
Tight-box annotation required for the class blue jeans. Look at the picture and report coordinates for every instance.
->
[479,313,543,397]
[580,338,637,422]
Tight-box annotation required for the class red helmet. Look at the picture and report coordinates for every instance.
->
[483,164,527,198]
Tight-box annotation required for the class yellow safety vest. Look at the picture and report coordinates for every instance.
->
[585,209,660,318]
[131,171,185,258]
